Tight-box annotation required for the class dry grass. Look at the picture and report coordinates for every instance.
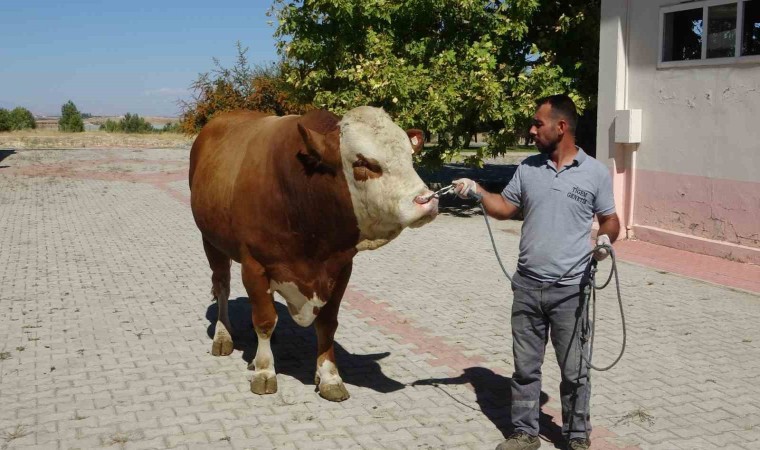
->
[2,424,29,442]
[0,130,195,149]
[615,407,656,427]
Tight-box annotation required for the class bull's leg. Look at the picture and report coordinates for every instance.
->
[203,238,233,356]
[314,263,352,402]
[241,256,279,395]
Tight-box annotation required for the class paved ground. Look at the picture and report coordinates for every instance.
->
[1,148,759,450]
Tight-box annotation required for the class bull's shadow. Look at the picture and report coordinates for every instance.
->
[206,298,405,394]
[412,367,565,449]
[0,149,15,168]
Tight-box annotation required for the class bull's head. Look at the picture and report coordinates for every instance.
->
[336,106,438,250]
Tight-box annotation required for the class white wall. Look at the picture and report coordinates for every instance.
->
[598,0,760,257]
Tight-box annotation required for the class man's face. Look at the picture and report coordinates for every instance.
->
[529,103,561,154]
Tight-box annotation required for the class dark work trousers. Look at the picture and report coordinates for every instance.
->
[509,271,590,440]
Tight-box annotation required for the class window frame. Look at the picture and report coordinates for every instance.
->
[658,0,760,68]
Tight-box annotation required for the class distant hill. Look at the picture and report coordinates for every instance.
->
[0,100,16,110]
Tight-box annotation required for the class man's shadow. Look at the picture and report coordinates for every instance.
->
[206,297,405,394]
[412,367,565,449]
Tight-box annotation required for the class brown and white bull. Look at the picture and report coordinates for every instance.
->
[189,106,438,401]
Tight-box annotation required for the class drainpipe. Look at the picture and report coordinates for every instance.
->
[623,0,637,239]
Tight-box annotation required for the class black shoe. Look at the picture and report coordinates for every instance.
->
[495,431,541,450]
[567,437,590,450]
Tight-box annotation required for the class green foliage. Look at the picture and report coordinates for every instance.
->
[161,122,181,133]
[99,113,154,133]
[9,107,36,130]
[271,0,599,166]
[99,119,121,132]
[58,100,85,132]
[179,42,309,134]
[120,113,154,133]
[0,108,10,132]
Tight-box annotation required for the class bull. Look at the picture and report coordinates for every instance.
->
[189,106,438,401]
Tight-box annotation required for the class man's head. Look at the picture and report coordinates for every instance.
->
[529,94,578,154]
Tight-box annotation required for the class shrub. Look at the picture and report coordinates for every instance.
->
[120,113,153,133]
[179,42,309,134]
[161,122,181,133]
[99,119,122,132]
[0,109,10,132]
[9,107,36,130]
[99,113,154,133]
[59,101,85,132]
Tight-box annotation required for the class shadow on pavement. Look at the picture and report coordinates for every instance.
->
[417,162,524,219]
[412,366,565,449]
[206,298,406,394]
[0,149,15,168]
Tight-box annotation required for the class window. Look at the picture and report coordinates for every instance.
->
[707,4,737,58]
[662,8,703,61]
[743,0,760,55]
[660,0,760,66]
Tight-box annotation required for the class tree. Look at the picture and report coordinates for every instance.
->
[99,113,155,133]
[271,0,599,165]
[9,107,36,130]
[58,100,85,132]
[0,109,10,132]
[120,113,154,133]
[179,42,310,134]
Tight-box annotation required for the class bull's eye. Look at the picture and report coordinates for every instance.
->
[352,154,383,181]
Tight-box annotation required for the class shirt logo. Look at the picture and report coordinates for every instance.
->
[567,186,591,205]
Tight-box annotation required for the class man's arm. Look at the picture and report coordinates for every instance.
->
[597,213,621,243]
[481,190,520,220]
[452,178,520,220]
[593,212,621,261]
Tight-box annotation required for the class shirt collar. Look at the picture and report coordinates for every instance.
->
[574,146,587,166]
[543,146,587,170]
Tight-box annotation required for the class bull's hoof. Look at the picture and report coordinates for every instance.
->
[251,371,278,395]
[318,383,350,402]
[211,322,234,356]
[315,375,350,402]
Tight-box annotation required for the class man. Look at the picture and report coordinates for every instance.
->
[453,94,620,450]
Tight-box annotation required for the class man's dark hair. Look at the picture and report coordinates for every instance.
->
[536,94,578,134]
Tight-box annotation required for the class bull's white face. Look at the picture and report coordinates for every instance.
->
[338,106,438,251]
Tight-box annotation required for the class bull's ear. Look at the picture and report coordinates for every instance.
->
[297,123,341,174]
[406,129,424,154]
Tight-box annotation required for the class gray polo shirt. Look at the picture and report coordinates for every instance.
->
[501,148,616,285]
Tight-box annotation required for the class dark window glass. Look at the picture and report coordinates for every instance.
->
[663,8,703,61]
[707,3,737,58]
[743,0,760,55]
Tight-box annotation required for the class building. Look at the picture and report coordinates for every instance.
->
[597,0,760,263]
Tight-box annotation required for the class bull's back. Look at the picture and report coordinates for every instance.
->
[189,110,276,259]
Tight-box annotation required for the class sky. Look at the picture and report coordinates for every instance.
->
[0,0,281,117]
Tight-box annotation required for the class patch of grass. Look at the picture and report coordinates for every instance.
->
[2,424,30,442]
[15,346,24,352]
[105,432,133,448]
[0,352,11,361]
[615,407,655,427]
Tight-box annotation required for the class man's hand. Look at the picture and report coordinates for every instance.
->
[593,234,612,261]
[452,178,478,199]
